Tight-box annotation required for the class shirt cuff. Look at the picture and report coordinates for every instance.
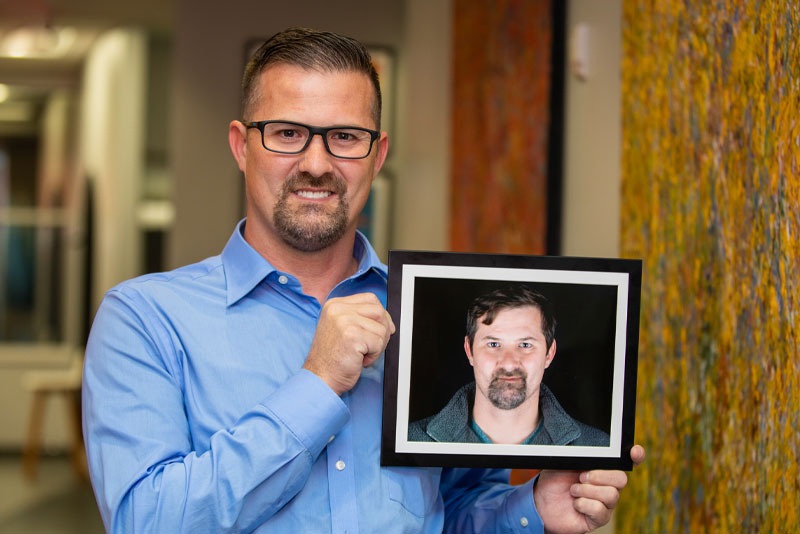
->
[261,369,349,458]
[504,477,544,533]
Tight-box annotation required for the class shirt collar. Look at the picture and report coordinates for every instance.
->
[221,218,388,306]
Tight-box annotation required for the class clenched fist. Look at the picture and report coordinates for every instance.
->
[302,293,395,395]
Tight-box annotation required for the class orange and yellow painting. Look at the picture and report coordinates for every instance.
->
[619,0,799,531]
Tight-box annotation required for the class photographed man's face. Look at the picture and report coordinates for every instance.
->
[465,305,556,411]
[229,63,388,252]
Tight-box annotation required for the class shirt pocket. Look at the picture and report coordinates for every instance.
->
[383,466,440,518]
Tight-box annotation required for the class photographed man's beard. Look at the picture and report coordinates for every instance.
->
[273,172,350,252]
[487,369,529,410]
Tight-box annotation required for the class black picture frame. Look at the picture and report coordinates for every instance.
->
[381,250,641,471]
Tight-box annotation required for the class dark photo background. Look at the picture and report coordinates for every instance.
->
[407,277,617,434]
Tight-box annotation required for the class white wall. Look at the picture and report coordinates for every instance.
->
[561,0,622,258]
[391,0,451,251]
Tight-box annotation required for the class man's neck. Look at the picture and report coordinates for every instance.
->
[471,391,541,444]
[244,224,360,304]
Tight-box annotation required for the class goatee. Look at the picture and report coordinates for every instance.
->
[487,369,528,410]
[273,172,350,252]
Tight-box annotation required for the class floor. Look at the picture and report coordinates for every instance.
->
[0,454,104,534]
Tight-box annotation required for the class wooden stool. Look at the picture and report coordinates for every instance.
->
[21,352,88,481]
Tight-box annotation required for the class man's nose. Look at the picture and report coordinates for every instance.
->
[497,348,520,369]
[297,134,335,176]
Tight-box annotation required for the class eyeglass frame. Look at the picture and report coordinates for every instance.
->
[243,120,381,160]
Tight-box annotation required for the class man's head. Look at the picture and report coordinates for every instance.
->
[229,28,388,254]
[241,28,382,128]
[464,287,557,411]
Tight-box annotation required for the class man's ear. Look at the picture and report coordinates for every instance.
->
[372,132,389,177]
[229,120,248,172]
[464,336,475,367]
[544,339,556,369]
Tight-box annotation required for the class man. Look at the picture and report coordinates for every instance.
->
[409,287,609,445]
[83,28,643,533]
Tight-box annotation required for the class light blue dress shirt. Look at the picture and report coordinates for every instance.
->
[83,220,543,533]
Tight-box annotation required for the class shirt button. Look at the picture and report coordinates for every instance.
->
[520,517,529,527]
[335,460,346,471]
[278,275,289,284]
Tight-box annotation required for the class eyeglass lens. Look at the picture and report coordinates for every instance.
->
[262,122,374,158]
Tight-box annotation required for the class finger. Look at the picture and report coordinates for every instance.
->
[385,309,396,334]
[631,444,646,466]
[321,305,390,340]
[346,310,393,342]
[327,298,392,330]
[570,481,620,509]
[573,495,613,529]
[330,292,382,305]
[351,303,394,332]
[327,293,395,334]
[362,351,382,368]
[328,292,386,315]
[353,306,395,339]
[579,469,628,490]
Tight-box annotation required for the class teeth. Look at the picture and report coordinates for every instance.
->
[296,190,333,199]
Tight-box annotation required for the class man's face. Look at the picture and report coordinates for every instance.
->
[465,306,556,411]
[229,63,388,252]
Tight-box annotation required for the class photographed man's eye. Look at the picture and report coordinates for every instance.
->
[487,341,500,348]
[519,342,532,349]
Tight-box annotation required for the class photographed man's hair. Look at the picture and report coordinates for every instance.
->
[466,286,556,350]
[241,27,382,127]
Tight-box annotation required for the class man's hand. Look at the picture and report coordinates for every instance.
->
[533,445,645,534]
[303,293,395,395]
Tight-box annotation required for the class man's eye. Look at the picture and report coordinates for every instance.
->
[332,132,354,141]
[278,129,300,138]
[487,341,500,348]
[519,342,532,349]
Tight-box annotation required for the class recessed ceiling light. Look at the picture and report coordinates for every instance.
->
[0,26,77,58]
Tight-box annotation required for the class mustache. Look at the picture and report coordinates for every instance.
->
[490,369,527,382]
[282,172,346,195]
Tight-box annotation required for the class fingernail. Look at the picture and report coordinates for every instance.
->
[579,472,588,483]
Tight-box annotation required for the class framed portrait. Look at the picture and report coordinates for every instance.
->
[381,251,641,471]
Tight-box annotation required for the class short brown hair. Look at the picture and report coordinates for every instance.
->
[466,287,557,350]
[241,27,382,128]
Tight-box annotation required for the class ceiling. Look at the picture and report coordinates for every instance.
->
[0,0,175,133]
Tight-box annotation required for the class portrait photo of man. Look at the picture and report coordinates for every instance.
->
[408,286,610,446]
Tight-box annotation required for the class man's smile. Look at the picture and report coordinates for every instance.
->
[294,188,336,200]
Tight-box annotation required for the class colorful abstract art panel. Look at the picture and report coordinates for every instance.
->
[449,0,555,254]
[619,1,800,531]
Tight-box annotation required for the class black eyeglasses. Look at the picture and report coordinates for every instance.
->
[244,120,380,159]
